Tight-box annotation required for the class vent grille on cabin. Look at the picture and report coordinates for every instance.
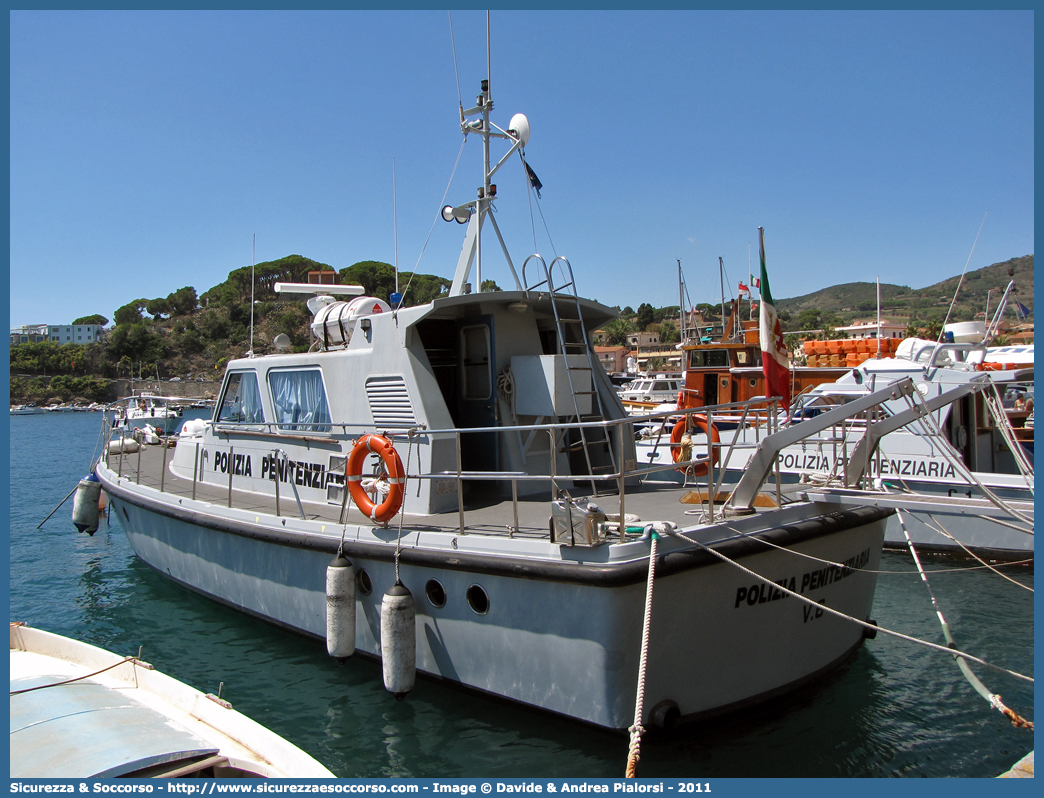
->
[365,375,417,429]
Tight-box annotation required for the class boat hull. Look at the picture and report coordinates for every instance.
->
[101,467,886,730]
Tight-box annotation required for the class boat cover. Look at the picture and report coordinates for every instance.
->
[10,673,219,778]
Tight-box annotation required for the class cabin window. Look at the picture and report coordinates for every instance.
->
[268,369,332,432]
[217,371,265,424]
[688,349,730,368]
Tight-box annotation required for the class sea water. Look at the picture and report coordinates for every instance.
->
[8,411,1034,778]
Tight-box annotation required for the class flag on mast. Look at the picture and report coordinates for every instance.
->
[758,227,791,411]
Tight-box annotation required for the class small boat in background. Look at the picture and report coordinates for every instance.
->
[112,392,183,436]
[10,623,335,779]
[10,404,45,415]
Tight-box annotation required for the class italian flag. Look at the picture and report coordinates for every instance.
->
[758,227,792,412]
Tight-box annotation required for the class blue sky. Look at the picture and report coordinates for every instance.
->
[9,9,1034,328]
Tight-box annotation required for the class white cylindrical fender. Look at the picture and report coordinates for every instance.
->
[325,556,356,660]
[380,582,416,698]
[107,437,140,454]
[71,474,102,535]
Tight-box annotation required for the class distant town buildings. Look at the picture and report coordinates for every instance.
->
[9,323,105,346]
[832,321,906,339]
[594,346,630,373]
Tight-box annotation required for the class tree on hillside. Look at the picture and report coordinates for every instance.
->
[339,261,451,306]
[107,322,165,363]
[73,314,108,326]
[167,286,198,316]
[113,299,148,326]
[201,255,332,307]
[797,308,822,331]
[146,297,171,319]
[694,303,719,319]
[659,319,679,345]
[635,303,655,331]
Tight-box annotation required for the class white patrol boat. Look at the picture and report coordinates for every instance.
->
[88,69,894,731]
[639,338,1033,561]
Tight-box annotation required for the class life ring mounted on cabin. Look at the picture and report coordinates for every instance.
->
[347,434,406,524]
[670,415,720,477]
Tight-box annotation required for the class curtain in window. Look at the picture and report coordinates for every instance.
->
[217,372,265,424]
[239,373,264,423]
[269,370,331,431]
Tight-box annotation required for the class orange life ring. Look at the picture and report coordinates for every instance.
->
[347,434,405,524]
[670,415,720,477]
[676,390,686,410]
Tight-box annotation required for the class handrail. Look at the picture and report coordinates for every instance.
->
[728,378,918,510]
[843,381,984,487]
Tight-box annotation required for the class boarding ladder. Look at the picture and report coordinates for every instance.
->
[522,255,617,492]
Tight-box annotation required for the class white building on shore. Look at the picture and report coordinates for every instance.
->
[10,323,104,346]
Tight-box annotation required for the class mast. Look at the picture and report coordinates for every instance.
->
[677,259,684,343]
[445,18,529,297]
[876,277,881,357]
[718,257,726,341]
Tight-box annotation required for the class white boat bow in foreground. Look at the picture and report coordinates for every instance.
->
[10,623,334,778]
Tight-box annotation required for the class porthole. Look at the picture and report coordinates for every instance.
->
[425,579,447,608]
[355,569,373,596]
[720,378,728,388]
[466,584,490,615]
[749,379,758,388]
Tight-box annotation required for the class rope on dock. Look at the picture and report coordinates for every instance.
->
[625,526,660,779]
[667,530,1033,686]
[897,510,1033,731]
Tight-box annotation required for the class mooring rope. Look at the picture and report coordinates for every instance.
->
[912,511,1033,592]
[698,516,1031,579]
[899,390,1034,522]
[625,526,659,778]
[896,509,1033,729]
[666,530,1033,686]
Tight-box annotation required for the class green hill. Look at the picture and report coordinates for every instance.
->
[776,255,1033,330]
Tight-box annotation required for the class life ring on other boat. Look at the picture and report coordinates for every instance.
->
[347,434,406,524]
[670,415,720,477]
[676,390,686,410]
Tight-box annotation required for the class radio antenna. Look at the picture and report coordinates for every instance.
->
[393,158,399,297]
[248,233,255,357]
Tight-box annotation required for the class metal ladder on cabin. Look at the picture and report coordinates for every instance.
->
[522,255,618,493]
